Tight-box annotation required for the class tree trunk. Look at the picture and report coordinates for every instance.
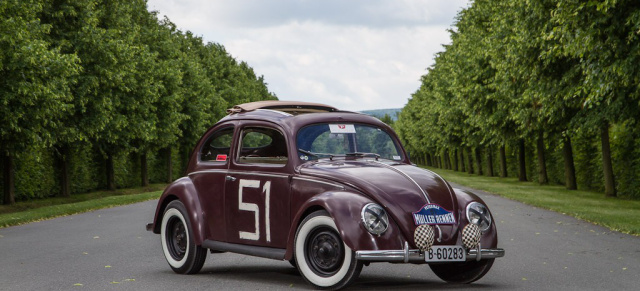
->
[601,123,616,197]
[106,153,115,191]
[459,148,466,172]
[563,136,577,190]
[56,144,71,197]
[444,149,451,169]
[536,131,548,184]
[474,147,483,176]
[499,145,507,178]
[518,139,527,181]
[141,151,149,187]
[467,147,474,174]
[2,152,15,205]
[453,149,459,171]
[487,146,494,177]
[165,147,173,183]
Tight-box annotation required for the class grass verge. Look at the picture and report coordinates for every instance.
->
[425,167,640,236]
[0,184,165,228]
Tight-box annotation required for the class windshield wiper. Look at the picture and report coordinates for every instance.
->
[298,148,318,158]
[298,149,334,159]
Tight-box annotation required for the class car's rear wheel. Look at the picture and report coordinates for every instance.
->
[161,200,207,274]
[294,210,363,290]
[429,258,494,283]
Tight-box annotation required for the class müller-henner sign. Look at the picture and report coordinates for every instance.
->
[412,204,456,225]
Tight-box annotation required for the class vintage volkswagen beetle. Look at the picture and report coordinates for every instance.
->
[147,100,504,289]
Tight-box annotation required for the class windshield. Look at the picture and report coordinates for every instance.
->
[296,123,403,161]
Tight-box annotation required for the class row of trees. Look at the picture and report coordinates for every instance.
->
[0,0,275,204]
[396,0,640,199]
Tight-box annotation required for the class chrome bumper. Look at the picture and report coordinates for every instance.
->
[355,242,505,263]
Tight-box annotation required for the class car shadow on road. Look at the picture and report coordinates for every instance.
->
[198,264,309,287]
[352,274,499,290]
[194,263,505,290]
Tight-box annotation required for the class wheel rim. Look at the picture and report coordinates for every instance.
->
[166,216,187,260]
[305,226,344,277]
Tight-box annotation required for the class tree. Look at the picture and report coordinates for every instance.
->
[549,0,640,196]
[1,0,80,204]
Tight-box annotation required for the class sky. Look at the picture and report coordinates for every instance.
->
[146,0,470,111]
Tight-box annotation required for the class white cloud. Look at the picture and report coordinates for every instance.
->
[147,0,469,111]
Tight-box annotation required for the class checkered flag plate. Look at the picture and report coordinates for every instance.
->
[414,224,435,251]
[462,224,481,249]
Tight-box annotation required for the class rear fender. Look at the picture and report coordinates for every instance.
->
[151,177,206,245]
[284,191,406,260]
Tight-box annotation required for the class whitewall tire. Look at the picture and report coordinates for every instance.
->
[294,210,363,290]
[160,200,207,274]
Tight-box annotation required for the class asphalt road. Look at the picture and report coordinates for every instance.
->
[1,184,639,291]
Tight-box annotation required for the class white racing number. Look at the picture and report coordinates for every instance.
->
[238,179,271,242]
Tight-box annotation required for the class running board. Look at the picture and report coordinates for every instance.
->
[202,240,286,260]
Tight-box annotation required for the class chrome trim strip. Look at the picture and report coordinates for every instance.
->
[189,170,289,179]
[467,248,505,260]
[256,109,293,116]
[188,169,227,176]
[371,161,431,203]
[355,247,505,263]
[292,176,345,190]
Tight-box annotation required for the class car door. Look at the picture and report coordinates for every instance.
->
[224,123,291,248]
[190,123,235,242]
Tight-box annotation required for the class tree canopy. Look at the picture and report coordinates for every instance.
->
[1,0,275,203]
[396,0,640,199]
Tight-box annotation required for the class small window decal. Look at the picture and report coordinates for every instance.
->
[216,154,228,161]
[329,124,356,134]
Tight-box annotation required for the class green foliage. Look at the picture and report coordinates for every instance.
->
[1,0,275,203]
[0,0,81,154]
[397,0,640,199]
[14,150,57,200]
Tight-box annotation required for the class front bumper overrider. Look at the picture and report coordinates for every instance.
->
[355,241,505,263]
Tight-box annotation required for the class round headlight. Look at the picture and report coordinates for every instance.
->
[466,202,492,232]
[361,203,389,236]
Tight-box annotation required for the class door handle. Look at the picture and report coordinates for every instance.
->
[225,175,237,182]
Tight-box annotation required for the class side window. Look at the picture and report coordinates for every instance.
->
[237,127,288,165]
[200,127,234,162]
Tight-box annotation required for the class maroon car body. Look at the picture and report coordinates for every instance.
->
[147,101,504,289]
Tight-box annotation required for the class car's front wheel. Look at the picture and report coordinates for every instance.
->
[160,200,207,274]
[294,210,363,290]
[429,258,494,283]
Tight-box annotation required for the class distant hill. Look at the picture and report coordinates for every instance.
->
[359,108,402,121]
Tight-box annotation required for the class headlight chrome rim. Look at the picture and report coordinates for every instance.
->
[361,203,389,236]
[465,202,492,232]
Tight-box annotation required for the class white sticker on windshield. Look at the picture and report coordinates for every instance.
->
[393,155,401,160]
[329,124,356,134]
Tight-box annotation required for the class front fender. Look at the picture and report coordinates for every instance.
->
[150,177,207,245]
[284,191,406,260]
[453,188,498,248]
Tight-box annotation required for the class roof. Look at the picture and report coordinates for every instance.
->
[227,100,338,115]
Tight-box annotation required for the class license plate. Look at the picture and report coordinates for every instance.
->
[425,245,466,262]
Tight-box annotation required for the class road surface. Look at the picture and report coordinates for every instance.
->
[1,184,638,290]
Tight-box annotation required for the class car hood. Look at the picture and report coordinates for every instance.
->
[298,160,460,243]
